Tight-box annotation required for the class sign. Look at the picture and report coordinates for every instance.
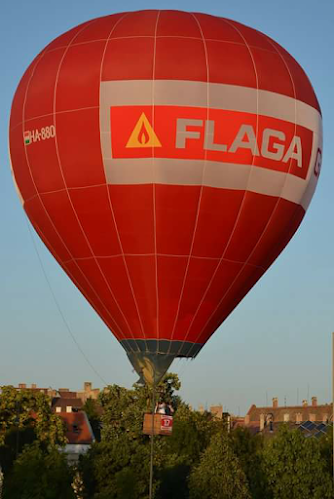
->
[110,105,313,180]
[160,415,173,432]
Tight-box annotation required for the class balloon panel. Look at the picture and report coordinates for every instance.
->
[9,11,322,383]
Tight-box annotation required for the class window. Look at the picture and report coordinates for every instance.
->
[72,424,81,434]
[295,413,302,424]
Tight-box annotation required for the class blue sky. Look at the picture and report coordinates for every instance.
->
[1,0,333,415]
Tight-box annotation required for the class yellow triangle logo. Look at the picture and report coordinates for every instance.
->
[126,113,162,148]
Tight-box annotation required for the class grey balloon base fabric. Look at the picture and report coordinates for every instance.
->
[122,339,203,386]
[120,339,203,357]
[126,352,175,386]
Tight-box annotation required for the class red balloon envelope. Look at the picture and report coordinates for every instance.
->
[9,10,322,384]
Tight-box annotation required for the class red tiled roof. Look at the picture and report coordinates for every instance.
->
[52,397,83,409]
[58,412,94,445]
[58,391,78,399]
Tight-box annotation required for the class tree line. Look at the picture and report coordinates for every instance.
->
[0,376,333,498]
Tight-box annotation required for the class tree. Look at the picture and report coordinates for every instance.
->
[99,384,143,440]
[0,426,36,475]
[262,425,334,499]
[80,374,183,498]
[230,427,268,499]
[80,434,161,499]
[188,430,251,499]
[165,403,217,464]
[82,398,101,441]
[99,373,182,441]
[2,442,75,499]
[157,403,220,499]
[153,373,181,407]
[319,427,333,476]
[0,386,66,447]
[0,386,66,474]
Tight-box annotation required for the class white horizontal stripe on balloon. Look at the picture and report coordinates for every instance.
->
[104,157,308,207]
[100,80,322,133]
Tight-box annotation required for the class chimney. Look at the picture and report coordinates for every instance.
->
[84,382,92,392]
[210,405,223,419]
[31,383,37,389]
[302,400,308,407]
[18,383,26,389]
[311,397,317,407]
[272,397,278,409]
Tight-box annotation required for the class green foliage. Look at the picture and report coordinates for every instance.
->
[230,427,268,499]
[188,430,251,499]
[319,427,333,476]
[99,384,144,440]
[80,435,162,499]
[80,374,183,498]
[99,373,182,441]
[113,468,138,499]
[157,462,190,499]
[157,404,222,499]
[0,385,67,476]
[154,373,181,406]
[262,424,334,499]
[2,380,332,499]
[0,385,66,449]
[166,403,217,465]
[2,442,75,499]
[83,398,101,441]
[0,426,35,474]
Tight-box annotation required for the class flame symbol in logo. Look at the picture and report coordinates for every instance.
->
[126,112,162,149]
[138,122,150,145]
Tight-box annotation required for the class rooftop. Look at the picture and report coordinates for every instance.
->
[58,412,94,445]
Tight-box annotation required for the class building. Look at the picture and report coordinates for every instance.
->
[15,382,100,408]
[58,388,79,399]
[242,396,332,433]
[76,382,100,403]
[16,383,57,398]
[210,405,223,419]
[52,395,83,413]
[58,412,95,464]
[15,382,100,415]
[13,385,95,463]
[51,387,84,413]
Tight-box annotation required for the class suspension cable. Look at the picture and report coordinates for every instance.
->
[25,219,108,386]
[149,379,156,499]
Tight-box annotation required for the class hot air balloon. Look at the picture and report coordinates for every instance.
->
[9,10,322,386]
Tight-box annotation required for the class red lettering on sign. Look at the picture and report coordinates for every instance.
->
[161,415,173,430]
